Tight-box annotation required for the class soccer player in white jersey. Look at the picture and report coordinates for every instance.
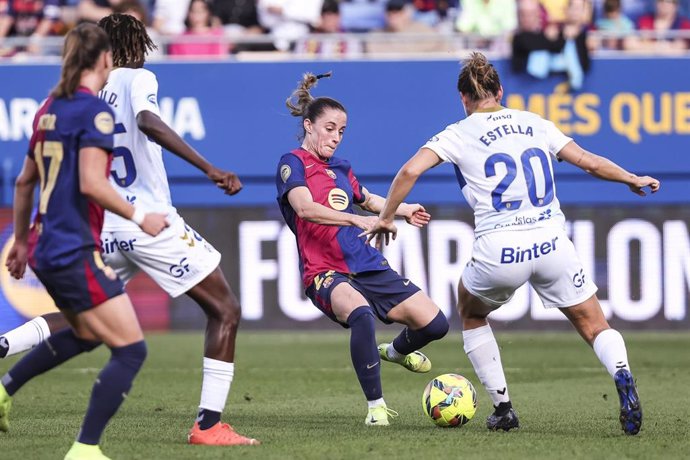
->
[364,52,659,436]
[0,14,258,446]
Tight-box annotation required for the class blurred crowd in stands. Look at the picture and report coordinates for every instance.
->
[1,0,688,62]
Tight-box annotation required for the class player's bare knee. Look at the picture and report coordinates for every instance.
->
[213,299,242,327]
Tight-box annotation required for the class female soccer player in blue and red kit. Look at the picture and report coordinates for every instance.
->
[276,73,449,426]
[0,23,168,460]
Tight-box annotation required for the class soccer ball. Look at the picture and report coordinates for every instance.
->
[422,373,477,427]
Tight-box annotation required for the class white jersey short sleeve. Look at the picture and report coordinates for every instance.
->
[100,67,176,231]
[422,108,571,236]
[130,70,162,118]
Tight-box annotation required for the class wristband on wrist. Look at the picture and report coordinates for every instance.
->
[130,207,145,226]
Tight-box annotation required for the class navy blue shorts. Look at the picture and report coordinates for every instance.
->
[32,250,125,314]
[305,269,421,328]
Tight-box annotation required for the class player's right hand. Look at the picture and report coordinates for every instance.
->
[5,240,28,280]
[140,213,170,236]
[208,167,243,196]
[628,175,660,196]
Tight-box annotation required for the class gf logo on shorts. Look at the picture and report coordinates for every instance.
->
[169,257,190,278]
[572,269,586,288]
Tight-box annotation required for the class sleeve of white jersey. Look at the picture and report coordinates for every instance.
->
[421,126,462,164]
[131,70,162,118]
[544,120,572,158]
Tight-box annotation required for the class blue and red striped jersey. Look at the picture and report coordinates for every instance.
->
[276,148,388,287]
[27,88,115,270]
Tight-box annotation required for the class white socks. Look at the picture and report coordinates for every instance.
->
[199,357,234,412]
[367,398,385,408]
[463,324,510,407]
[386,343,405,362]
[593,329,630,377]
[0,316,51,357]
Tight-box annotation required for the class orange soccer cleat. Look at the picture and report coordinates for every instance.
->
[187,422,260,446]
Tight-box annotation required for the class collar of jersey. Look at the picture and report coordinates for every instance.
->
[297,147,331,164]
[474,105,506,113]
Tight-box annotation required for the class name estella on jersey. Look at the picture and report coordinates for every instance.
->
[479,124,534,147]
[500,237,558,264]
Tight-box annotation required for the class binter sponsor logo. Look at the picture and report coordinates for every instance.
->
[102,237,136,255]
[500,237,558,264]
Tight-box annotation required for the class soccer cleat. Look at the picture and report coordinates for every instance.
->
[0,336,8,358]
[188,422,260,446]
[365,404,398,426]
[0,383,11,433]
[614,368,642,435]
[377,343,431,373]
[63,442,111,460]
[486,407,520,431]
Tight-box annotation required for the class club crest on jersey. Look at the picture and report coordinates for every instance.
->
[325,169,337,179]
[328,188,349,210]
[94,111,114,134]
[280,165,291,183]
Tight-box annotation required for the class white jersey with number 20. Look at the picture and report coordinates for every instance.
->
[101,67,176,231]
[423,108,572,237]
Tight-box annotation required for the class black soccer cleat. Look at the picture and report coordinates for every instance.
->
[486,403,520,432]
[0,337,8,359]
[614,368,642,435]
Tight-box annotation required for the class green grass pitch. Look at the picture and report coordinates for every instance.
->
[1,331,689,459]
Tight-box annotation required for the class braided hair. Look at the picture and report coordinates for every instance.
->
[98,13,156,68]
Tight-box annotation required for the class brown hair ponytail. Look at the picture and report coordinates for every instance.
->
[457,52,501,101]
[51,23,111,99]
[285,72,346,140]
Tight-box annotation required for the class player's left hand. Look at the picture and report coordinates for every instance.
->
[403,203,431,228]
[6,241,28,280]
[628,175,660,196]
[208,167,243,195]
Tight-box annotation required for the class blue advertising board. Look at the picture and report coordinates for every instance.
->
[1,57,688,206]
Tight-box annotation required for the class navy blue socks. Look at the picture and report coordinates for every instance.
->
[347,306,382,401]
[196,409,222,430]
[1,328,100,396]
[392,311,449,355]
[78,340,147,445]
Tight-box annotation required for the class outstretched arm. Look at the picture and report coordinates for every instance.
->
[557,141,660,196]
[361,148,442,245]
[136,111,242,195]
[358,187,430,228]
[378,148,442,224]
[287,186,377,231]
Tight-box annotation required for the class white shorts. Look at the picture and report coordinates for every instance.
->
[462,226,597,309]
[101,214,221,298]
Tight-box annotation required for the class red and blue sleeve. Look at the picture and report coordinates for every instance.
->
[276,153,306,202]
[79,100,115,153]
